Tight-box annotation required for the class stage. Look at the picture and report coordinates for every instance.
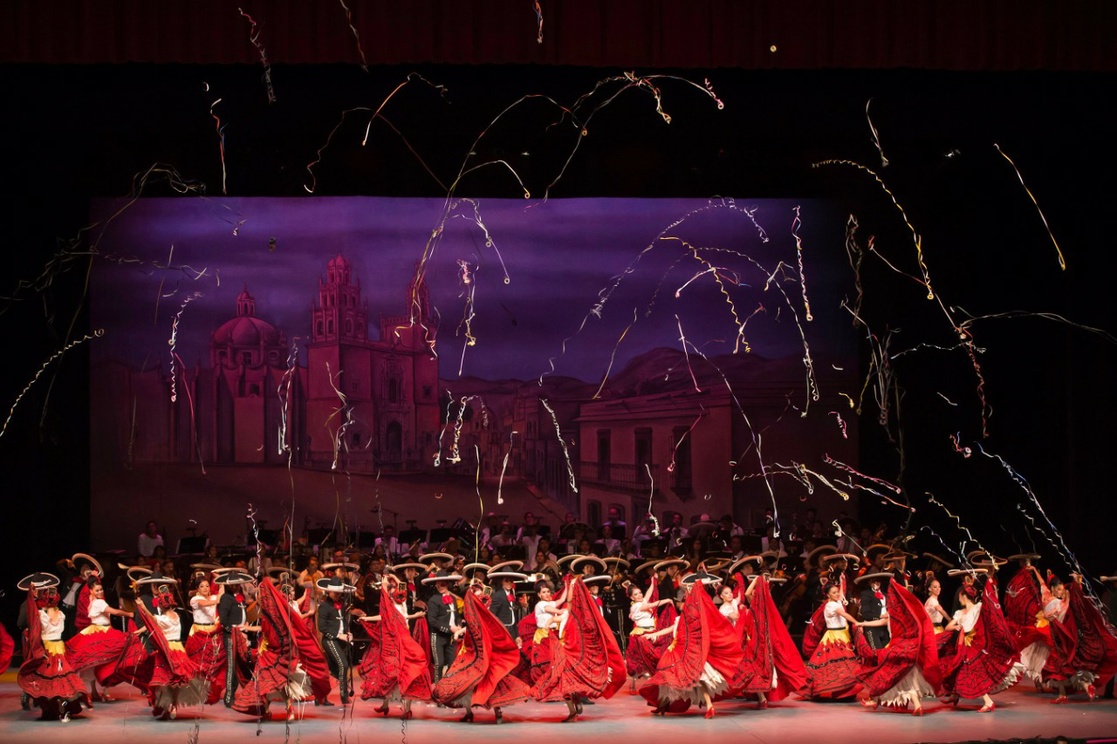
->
[2,674,1114,744]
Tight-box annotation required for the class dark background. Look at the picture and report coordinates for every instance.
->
[2,2,1115,623]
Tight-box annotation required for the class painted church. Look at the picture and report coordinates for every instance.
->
[91,255,440,474]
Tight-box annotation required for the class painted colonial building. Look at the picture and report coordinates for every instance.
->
[304,254,441,472]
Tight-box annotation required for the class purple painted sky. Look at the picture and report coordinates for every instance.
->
[90,196,852,382]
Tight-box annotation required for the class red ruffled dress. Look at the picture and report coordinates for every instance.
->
[802,598,862,699]
[639,584,744,713]
[854,580,941,708]
[432,589,530,711]
[939,580,1023,700]
[17,592,90,719]
[135,602,208,714]
[183,594,228,704]
[730,575,808,702]
[232,579,332,717]
[64,597,130,686]
[1042,581,1117,694]
[0,623,14,673]
[1003,568,1052,682]
[358,585,433,706]
[626,582,674,679]
[532,578,627,705]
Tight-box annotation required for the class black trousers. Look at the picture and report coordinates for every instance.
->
[863,626,890,650]
[430,632,454,683]
[322,637,351,702]
[223,634,238,705]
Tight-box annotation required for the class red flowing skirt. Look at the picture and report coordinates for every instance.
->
[184,625,228,704]
[626,630,669,678]
[358,626,432,702]
[431,593,529,710]
[65,625,129,685]
[804,630,862,699]
[18,645,90,706]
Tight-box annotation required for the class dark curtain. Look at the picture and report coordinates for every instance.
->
[2,0,1114,71]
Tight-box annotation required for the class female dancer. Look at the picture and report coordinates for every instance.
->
[231,578,332,721]
[802,581,863,699]
[357,573,432,719]
[134,579,208,720]
[730,573,807,708]
[432,577,531,723]
[939,575,1023,712]
[532,574,626,721]
[625,583,674,680]
[639,569,743,718]
[1002,558,1052,688]
[923,578,948,633]
[527,579,568,684]
[184,575,227,704]
[855,578,941,715]
[65,578,132,702]
[17,573,89,721]
[1042,573,1117,702]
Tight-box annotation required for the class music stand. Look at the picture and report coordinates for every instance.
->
[741,535,763,553]
[306,528,333,546]
[399,529,427,545]
[251,529,278,547]
[429,528,454,545]
[176,536,208,555]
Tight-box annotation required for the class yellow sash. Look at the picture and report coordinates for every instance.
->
[820,628,851,645]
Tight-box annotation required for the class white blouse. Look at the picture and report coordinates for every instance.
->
[924,595,946,624]
[719,598,740,625]
[535,600,559,629]
[190,595,217,624]
[87,598,112,627]
[824,600,847,629]
[1044,597,1068,623]
[157,611,182,642]
[629,602,655,629]
[953,603,981,633]
[39,609,66,640]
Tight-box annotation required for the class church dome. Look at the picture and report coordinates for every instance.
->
[212,315,282,348]
[211,285,286,369]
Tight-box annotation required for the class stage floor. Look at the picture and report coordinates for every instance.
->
[1,678,1115,744]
